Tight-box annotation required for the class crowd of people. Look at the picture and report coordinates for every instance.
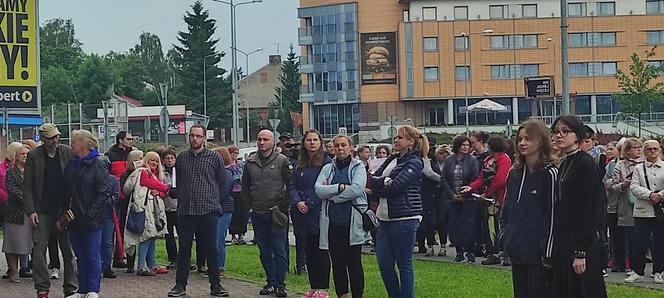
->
[1,115,663,298]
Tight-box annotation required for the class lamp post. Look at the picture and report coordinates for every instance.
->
[211,0,263,146]
[460,29,494,136]
[233,47,263,145]
[560,0,571,115]
[203,53,217,124]
[547,37,557,118]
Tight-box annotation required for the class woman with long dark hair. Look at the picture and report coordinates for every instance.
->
[371,126,428,298]
[442,135,480,263]
[288,129,332,298]
[500,120,556,297]
[547,115,607,297]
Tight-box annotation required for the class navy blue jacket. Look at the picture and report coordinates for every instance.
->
[64,151,110,231]
[220,167,234,214]
[371,150,424,219]
[441,154,479,200]
[288,156,332,234]
[500,164,557,264]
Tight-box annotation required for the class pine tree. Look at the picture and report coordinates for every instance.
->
[172,1,230,128]
[273,45,301,134]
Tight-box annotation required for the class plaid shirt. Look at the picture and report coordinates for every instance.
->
[175,148,225,216]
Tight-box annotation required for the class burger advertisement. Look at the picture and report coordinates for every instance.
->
[361,32,397,85]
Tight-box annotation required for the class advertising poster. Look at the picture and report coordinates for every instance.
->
[361,32,397,85]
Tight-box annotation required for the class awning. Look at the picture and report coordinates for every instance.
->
[467,99,508,112]
[0,115,43,126]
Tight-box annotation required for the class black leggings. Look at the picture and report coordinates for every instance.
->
[304,232,330,289]
[329,225,363,297]
[424,196,449,247]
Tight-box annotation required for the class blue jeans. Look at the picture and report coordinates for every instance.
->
[450,200,477,254]
[19,255,29,270]
[138,238,156,269]
[251,211,288,288]
[70,228,102,294]
[376,219,420,298]
[100,216,115,271]
[217,213,233,270]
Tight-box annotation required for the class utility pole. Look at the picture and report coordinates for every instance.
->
[160,82,170,147]
[560,0,571,115]
[102,101,110,150]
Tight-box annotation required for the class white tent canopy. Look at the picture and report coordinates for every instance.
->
[467,99,508,112]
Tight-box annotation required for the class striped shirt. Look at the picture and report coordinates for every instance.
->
[175,148,225,216]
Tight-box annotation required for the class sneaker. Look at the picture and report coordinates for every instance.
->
[438,247,447,257]
[102,270,116,279]
[168,285,187,297]
[84,293,99,298]
[626,271,635,277]
[198,266,207,274]
[152,266,169,275]
[37,291,49,298]
[301,290,316,298]
[259,285,275,295]
[425,247,434,257]
[502,256,512,266]
[210,285,230,297]
[652,272,656,278]
[166,261,177,270]
[602,269,608,277]
[466,253,476,263]
[481,254,501,265]
[311,290,329,298]
[19,268,33,278]
[49,268,59,280]
[64,293,80,298]
[454,253,466,263]
[219,269,226,278]
[275,286,288,297]
[137,268,156,276]
[655,273,664,284]
[126,267,135,274]
[625,273,643,283]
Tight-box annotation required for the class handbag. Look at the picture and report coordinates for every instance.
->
[153,198,165,232]
[57,166,86,230]
[126,189,148,234]
[353,205,379,231]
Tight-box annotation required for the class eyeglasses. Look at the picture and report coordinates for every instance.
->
[190,134,205,139]
[645,147,660,152]
[552,128,574,137]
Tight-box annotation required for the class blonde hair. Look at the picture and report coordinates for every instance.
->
[21,139,37,150]
[214,147,233,165]
[126,149,144,172]
[622,138,642,159]
[71,130,98,150]
[6,142,26,163]
[398,126,429,158]
[332,134,353,146]
[141,151,164,181]
[435,144,452,156]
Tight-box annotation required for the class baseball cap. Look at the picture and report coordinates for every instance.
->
[38,123,61,138]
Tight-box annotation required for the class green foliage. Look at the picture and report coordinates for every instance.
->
[273,45,301,134]
[75,54,114,104]
[41,66,76,105]
[615,46,664,115]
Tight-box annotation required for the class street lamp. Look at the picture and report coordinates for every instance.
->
[547,37,558,118]
[203,53,217,124]
[233,46,263,145]
[211,0,263,146]
[460,29,494,136]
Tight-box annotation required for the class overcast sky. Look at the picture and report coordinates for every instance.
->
[39,0,300,73]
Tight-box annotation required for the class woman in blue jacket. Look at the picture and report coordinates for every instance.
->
[288,129,332,298]
[441,135,480,263]
[371,126,428,298]
[500,120,556,298]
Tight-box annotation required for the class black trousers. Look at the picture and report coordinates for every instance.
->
[165,211,179,263]
[176,213,221,291]
[303,232,330,289]
[512,263,549,298]
[229,192,249,235]
[47,228,60,269]
[196,232,206,268]
[633,217,664,275]
[329,224,363,297]
[422,194,449,247]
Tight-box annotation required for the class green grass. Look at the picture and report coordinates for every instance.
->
[155,241,663,298]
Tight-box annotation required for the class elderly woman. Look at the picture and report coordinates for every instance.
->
[61,130,111,298]
[123,152,169,277]
[627,139,664,283]
[3,142,32,282]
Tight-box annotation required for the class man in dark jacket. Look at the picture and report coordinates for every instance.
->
[242,129,292,297]
[23,123,78,298]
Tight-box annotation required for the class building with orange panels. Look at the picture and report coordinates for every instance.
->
[298,0,664,138]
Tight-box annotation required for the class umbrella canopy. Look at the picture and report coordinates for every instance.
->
[467,99,508,111]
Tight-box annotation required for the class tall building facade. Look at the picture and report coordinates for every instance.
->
[298,0,664,137]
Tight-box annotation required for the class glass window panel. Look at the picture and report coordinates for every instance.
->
[455,66,469,80]
[423,37,438,51]
[602,62,617,75]
[568,3,586,16]
[648,31,663,45]
[454,6,468,20]
[489,5,507,19]
[522,4,537,18]
[647,0,661,14]
[422,7,437,20]
[403,10,409,22]
[570,63,588,76]
[523,35,538,48]
[424,67,439,81]
[491,36,506,49]
[598,2,615,16]
[455,36,469,50]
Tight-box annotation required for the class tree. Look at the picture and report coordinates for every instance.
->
[76,54,114,104]
[172,1,230,128]
[131,32,168,87]
[273,45,301,133]
[615,46,664,137]
[40,19,84,72]
[104,51,158,104]
[41,66,77,106]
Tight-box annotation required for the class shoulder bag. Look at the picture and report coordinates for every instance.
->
[126,174,148,234]
[642,163,664,222]
[353,205,378,231]
[56,166,86,230]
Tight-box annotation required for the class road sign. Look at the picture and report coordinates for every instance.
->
[268,118,281,130]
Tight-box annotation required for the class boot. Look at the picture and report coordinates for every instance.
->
[126,254,136,273]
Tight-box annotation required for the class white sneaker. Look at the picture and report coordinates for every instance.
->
[50,268,60,280]
[85,293,99,298]
[64,293,82,298]
[655,273,664,284]
[625,273,643,283]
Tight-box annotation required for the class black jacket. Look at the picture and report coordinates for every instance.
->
[371,150,424,219]
[500,164,557,264]
[64,153,110,230]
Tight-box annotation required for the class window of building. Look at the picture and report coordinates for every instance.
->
[597,2,615,16]
[648,31,664,45]
[422,7,437,20]
[489,5,509,19]
[522,4,537,18]
[522,64,539,77]
[455,66,470,80]
[568,2,587,17]
[569,32,617,47]
[454,36,469,51]
[454,6,468,20]
[647,0,664,14]
[491,65,511,79]
[648,60,664,73]
[523,35,538,48]
[424,67,439,81]
[570,63,589,76]
[491,64,539,79]
[423,37,438,51]
[490,34,538,49]
[599,62,617,75]
[403,10,410,22]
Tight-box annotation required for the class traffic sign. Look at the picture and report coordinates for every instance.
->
[268,118,281,130]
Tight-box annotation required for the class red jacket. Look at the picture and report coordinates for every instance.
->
[469,152,511,206]
[139,169,169,198]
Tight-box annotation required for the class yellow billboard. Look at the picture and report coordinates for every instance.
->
[0,0,38,109]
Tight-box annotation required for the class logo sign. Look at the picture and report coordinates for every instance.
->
[524,76,554,98]
[0,0,38,109]
[360,32,397,85]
